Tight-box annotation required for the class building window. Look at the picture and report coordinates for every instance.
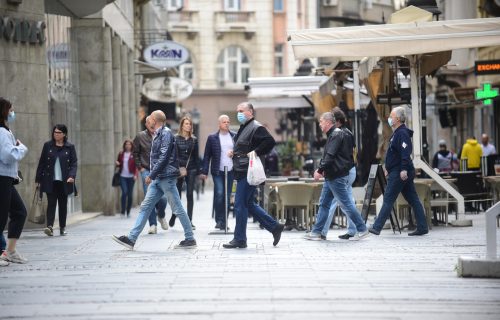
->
[178,56,194,85]
[216,46,250,87]
[274,0,284,12]
[274,44,284,75]
[224,0,241,11]
[167,0,183,11]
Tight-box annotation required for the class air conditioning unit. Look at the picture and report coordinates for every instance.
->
[323,0,339,6]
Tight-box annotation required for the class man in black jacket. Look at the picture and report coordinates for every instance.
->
[312,110,369,241]
[223,102,284,248]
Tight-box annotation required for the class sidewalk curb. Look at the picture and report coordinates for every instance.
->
[24,211,103,230]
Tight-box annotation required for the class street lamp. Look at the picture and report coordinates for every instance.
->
[191,107,200,136]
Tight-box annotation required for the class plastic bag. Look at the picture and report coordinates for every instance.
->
[28,186,45,224]
[247,151,266,186]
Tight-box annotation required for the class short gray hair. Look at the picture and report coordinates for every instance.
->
[393,106,406,123]
[237,102,254,115]
[320,112,335,123]
[218,114,229,122]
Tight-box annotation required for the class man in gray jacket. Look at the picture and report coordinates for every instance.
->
[112,110,196,249]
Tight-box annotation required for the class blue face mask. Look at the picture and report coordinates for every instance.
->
[237,112,247,124]
[7,111,15,123]
[388,117,393,127]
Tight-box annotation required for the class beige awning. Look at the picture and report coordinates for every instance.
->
[288,18,500,60]
[45,0,115,18]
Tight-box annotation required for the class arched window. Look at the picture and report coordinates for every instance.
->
[216,46,250,88]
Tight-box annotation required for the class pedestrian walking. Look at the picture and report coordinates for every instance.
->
[112,110,196,250]
[200,115,236,230]
[304,110,369,241]
[223,102,284,249]
[133,115,168,233]
[369,106,429,236]
[36,124,77,237]
[115,139,138,217]
[0,97,29,265]
[169,116,199,230]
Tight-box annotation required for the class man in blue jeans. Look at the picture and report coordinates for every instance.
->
[133,115,168,234]
[369,106,428,236]
[223,102,284,249]
[308,110,369,241]
[200,115,235,230]
[112,110,196,249]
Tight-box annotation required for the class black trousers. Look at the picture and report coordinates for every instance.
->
[174,171,196,222]
[46,181,68,229]
[0,175,27,239]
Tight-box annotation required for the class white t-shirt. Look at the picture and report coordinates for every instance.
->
[121,152,134,178]
[219,132,234,172]
[481,143,497,156]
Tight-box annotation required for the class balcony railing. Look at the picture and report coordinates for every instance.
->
[214,11,256,35]
[167,11,200,36]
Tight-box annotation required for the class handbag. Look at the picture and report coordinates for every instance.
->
[112,168,121,187]
[178,140,194,179]
[28,186,45,224]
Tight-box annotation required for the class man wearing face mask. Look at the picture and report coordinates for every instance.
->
[369,106,429,236]
[223,102,284,249]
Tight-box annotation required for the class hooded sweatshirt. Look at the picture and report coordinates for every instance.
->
[460,139,482,169]
[385,124,414,174]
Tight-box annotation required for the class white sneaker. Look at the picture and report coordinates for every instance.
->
[350,230,370,241]
[148,225,157,234]
[303,232,323,241]
[1,250,28,264]
[0,258,9,267]
[158,217,168,230]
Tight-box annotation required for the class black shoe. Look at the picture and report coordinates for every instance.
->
[223,239,247,249]
[338,233,354,240]
[111,235,135,250]
[215,222,223,229]
[169,215,176,227]
[408,229,428,236]
[191,224,196,230]
[44,226,53,237]
[320,235,327,240]
[60,228,67,236]
[272,224,285,246]
[368,227,380,236]
[175,239,197,248]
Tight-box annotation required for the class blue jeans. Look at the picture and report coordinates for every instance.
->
[320,167,357,237]
[234,177,279,242]
[0,233,5,251]
[213,170,234,225]
[128,176,194,242]
[312,174,367,235]
[120,177,135,214]
[140,170,167,226]
[373,169,428,232]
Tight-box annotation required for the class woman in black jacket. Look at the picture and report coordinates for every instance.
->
[36,124,77,236]
[170,116,199,229]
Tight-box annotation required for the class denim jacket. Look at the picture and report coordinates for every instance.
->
[149,126,180,180]
[0,125,28,179]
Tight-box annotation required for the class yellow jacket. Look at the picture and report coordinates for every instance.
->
[460,139,483,169]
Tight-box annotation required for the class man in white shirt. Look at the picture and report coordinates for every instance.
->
[200,115,236,230]
[481,133,497,156]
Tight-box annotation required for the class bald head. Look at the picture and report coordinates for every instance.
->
[482,133,489,146]
[150,110,166,131]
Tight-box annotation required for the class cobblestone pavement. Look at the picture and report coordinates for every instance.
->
[1,188,500,320]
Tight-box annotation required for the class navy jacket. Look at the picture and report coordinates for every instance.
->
[385,124,414,173]
[201,130,236,176]
[35,141,77,195]
[149,126,179,180]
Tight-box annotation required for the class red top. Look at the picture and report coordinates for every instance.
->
[117,151,138,176]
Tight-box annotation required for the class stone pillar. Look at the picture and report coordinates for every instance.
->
[111,35,123,154]
[71,19,114,214]
[128,50,137,138]
[120,44,130,138]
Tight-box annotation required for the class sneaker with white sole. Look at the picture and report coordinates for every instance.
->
[148,225,157,234]
[304,232,323,241]
[1,250,28,264]
[349,230,370,241]
[174,239,197,249]
[111,235,135,250]
[158,217,168,230]
[0,259,9,267]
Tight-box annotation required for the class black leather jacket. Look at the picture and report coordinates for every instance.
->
[317,126,354,180]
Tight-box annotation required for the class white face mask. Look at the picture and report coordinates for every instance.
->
[388,117,393,127]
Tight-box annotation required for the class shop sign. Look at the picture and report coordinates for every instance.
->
[143,41,189,69]
[0,15,46,44]
[474,59,500,75]
[141,77,193,103]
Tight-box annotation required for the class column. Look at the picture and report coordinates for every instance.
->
[112,35,123,154]
[128,50,137,138]
[71,19,115,214]
[121,44,130,138]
